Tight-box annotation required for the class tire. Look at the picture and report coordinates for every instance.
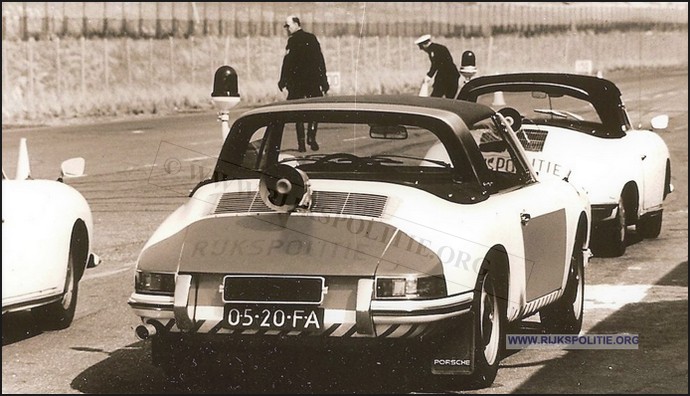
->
[154,333,221,387]
[153,334,195,384]
[637,210,663,239]
[663,161,672,200]
[32,248,78,330]
[591,196,626,257]
[540,238,585,335]
[466,270,505,388]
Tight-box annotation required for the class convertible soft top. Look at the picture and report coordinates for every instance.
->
[254,95,496,129]
[457,73,630,137]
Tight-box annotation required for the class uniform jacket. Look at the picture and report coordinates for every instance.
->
[425,43,460,84]
[279,29,329,98]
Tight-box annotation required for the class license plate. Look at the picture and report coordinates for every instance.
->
[223,304,324,331]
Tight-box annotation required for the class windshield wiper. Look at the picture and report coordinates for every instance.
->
[367,154,451,168]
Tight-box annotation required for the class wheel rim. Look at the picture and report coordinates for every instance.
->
[572,257,584,321]
[61,256,74,310]
[480,276,500,365]
[617,198,626,242]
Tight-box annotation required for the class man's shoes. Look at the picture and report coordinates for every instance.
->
[298,142,306,152]
[307,132,319,151]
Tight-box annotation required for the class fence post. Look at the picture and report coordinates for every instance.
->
[82,2,88,38]
[486,35,494,74]
[1,43,7,108]
[27,38,35,104]
[149,37,154,84]
[155,2,162,38]
[337,35,341,77]
[121,1,127,36]
[62,3,68,36]
[81,37,86,95]
[224,35,230,65]
[376,36,382,93]
[245,35,250,80]
[43,2,51,38]
[203,1,209,36]
[103,2,109,36]
[104,38,109,90]
[218,2,224,36]
[350,35,356,93]
[397,35,402,72]
[56,37,61,95]
[172,2,177,37]
[191,36,196,85]
[139,2,144,37]
[21,2,28,40]
[169,36,175,84]
[126,37,132,85]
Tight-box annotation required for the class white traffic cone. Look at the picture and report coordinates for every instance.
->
[492,91,506,107]
[15,137,31,180]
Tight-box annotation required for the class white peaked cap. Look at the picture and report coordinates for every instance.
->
[414,34,432,45]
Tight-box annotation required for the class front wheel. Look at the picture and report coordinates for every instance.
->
[591,197,626,257]
[540,239,585,334]
[32,249,78,330]
[637,210,663,239]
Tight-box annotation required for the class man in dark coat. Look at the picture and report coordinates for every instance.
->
[415,34,460,98]
[279,15,329,152]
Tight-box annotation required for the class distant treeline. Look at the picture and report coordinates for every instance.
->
[2,2,688,41]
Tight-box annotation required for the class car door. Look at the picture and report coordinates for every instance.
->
[2,181,60,306]
[497,184,569,302]
[470,116,569,302]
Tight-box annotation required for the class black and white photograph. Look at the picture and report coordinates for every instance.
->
[2,2,687,393]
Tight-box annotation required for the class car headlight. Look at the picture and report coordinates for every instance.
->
[135,271,176,295]
[375,275,446,299]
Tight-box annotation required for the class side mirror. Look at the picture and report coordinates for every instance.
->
[650,114,669,131]
[60,157,86,179]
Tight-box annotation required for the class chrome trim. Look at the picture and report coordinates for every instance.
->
[174,274,194,331]
[373,307,471,324]
[371,291,473,315]
[355,279,375,335]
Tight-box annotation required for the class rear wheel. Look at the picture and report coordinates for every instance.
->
[466,270,504,388]
[32,248,78,330]
[591,196,626,257]
[637,210,663,239]
[540,237,585,334]
[153,334,201,387]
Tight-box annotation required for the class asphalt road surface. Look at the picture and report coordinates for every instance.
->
[2,69,687,394]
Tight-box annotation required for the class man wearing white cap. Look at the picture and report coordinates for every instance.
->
[415,34,460,98]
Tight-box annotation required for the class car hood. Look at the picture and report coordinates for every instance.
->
[140,213,442,278]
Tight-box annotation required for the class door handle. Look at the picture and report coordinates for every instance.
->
[520,212,531,225]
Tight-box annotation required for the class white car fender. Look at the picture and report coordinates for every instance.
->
[2,180,92,307]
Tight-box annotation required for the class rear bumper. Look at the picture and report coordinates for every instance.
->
[128,284,474,339]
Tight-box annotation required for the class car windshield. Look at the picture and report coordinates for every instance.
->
[212,110,496,203]
[475,90,602,133]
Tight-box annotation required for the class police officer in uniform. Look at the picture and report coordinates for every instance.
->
[278,15,329,152]
[415,34,460,99]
